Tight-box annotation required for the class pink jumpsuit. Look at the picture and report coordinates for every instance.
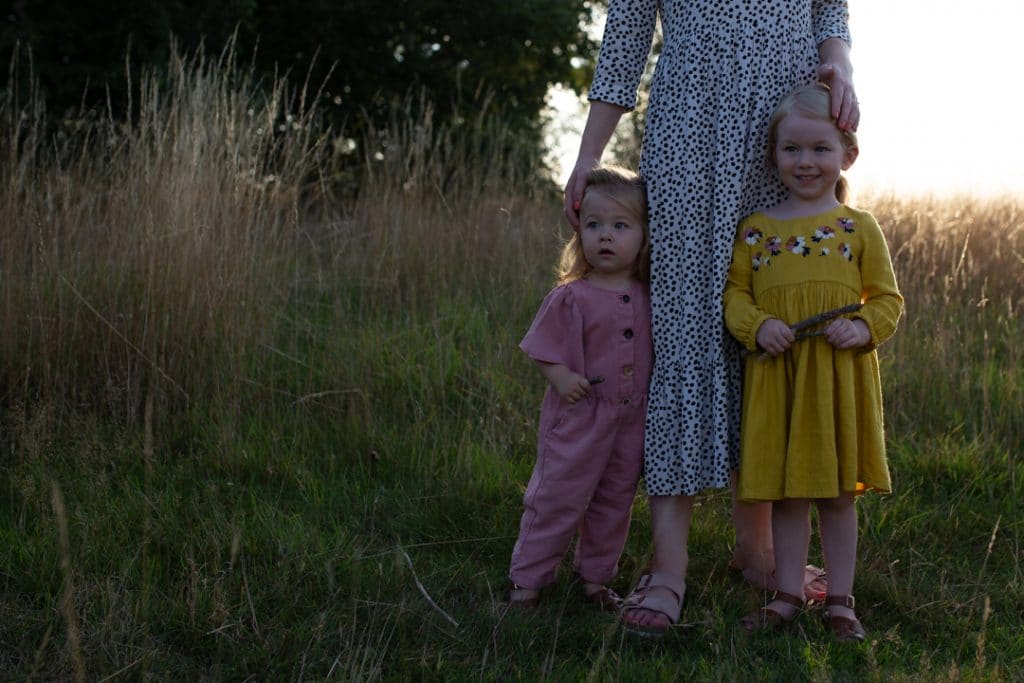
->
[509,278,653,589]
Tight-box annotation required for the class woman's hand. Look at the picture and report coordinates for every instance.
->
[756,318,796,357]
[817,38,859,131]
[817,62,859,131]
[562,101,627,229]
[563,156,600,230]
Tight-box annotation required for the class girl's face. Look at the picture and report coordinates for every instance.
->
[579,189,646,284]
[773,111,858,204]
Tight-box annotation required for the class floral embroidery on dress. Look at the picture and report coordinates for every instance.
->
[837,217,855,233]
[838,242,853,261]
[820,247,830,256]
[766,236,782,256]
[785,235,810,256]
[812,225,836,242]
[743,227,763,245]
[752,251,764,271]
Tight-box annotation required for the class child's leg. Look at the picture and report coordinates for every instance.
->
[574,407,644,585]
[572,462,641,585]
[509,401,610,590]
[769,497,812,614]
[731,470,774,586]
[816,492,858,619]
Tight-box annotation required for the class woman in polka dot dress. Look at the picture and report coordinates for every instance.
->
[563,1,860,635]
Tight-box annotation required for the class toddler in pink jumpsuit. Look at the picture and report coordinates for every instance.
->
[508,166,651,610]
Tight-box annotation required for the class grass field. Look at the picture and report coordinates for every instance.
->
[1,52,1022,680]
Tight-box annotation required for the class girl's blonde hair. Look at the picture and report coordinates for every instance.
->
[767,83,858,203]
[557,165,650,284]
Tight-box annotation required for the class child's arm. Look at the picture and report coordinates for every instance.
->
[535,361,592,404]
[842,214,904,351]
[824,214,903,350]
[724,229,791,355]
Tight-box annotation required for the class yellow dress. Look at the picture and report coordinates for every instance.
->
[723,206,903,501]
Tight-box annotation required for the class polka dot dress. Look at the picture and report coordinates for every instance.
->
[589,0,851,496]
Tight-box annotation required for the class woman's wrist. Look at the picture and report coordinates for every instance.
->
[818,38,852,73]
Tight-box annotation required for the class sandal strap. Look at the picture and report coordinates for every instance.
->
[771,591,806,609]
[824,594,855,609]
[621,572,686,625]
[639,572,686,601]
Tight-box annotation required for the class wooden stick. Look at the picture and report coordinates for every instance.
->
[401,549,459,627]
[757,303,863,360]
[789,303,862,332]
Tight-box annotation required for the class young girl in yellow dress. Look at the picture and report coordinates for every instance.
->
[723,84,903,641]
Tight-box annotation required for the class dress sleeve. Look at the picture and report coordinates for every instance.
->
[853,213,903,350]
[519,284,585,372]
[587,0,659,111]
[812,0,852,46]
[723,230,772,353]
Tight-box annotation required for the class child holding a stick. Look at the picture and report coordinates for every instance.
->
[723,84,903,641]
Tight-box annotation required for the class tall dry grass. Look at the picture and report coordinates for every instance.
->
[0,43,564,454]
[865,193,1024,450]
[327,91,560,315]
[1,43,326,424]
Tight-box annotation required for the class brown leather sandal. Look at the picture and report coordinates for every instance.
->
[740,591,805,632]
[821,595,866,642]
[505,583,540,609]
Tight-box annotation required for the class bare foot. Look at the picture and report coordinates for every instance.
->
[802,566,827,602]
[731,558,827,602]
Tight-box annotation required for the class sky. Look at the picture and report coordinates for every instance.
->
[550,0,1023,199]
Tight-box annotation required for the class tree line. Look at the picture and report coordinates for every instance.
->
[3,1,600,164]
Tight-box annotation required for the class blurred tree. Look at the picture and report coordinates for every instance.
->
[2,0,597,159]
[1,1,256,115]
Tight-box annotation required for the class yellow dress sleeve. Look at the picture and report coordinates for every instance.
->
[723,227,772,352]
[852,213,904,351]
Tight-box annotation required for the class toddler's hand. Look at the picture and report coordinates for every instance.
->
[756,318,795,358]
[824,317,871,350]
[554,372,592,404]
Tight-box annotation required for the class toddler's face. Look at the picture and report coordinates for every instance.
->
[579,189,646,281]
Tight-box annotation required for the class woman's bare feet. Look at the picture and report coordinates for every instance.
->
[730,555,827,602]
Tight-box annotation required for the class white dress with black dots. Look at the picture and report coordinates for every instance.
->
[589,0,851,496]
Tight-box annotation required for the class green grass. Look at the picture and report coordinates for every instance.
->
[2,49,1023,679]
[3,282,1021,679]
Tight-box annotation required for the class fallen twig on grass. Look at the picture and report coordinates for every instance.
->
[401,548,459,627]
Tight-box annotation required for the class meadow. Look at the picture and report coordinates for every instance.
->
[1,51,1022,681]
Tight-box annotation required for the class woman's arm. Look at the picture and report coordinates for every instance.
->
[563,0,658,228]
[563,101,628,228]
